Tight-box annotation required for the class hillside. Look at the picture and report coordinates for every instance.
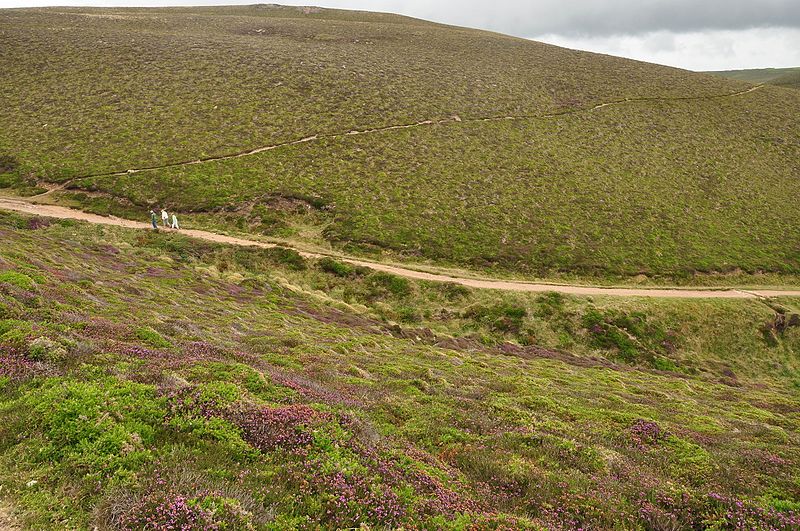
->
[707,67,800,89]
[1,5,799,280]
[1,209,799,529]
[2,6,800,529]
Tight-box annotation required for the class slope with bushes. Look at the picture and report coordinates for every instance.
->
[1,210,799,529]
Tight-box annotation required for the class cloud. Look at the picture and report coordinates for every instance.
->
[536,27,800,71]
[281,0,800,37]
[284,0,800,69]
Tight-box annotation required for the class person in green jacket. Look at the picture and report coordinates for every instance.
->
[150,210,158,229]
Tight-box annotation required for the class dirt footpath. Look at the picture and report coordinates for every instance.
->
[1,197,798,300]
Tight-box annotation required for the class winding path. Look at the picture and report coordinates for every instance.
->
[2,197,798,299]
[38,85,764,186]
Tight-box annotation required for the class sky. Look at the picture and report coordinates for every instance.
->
[2,0,799,71]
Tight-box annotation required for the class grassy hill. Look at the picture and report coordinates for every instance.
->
[1,210,799,529]
[2,5,799,280]
[772,70,800,89]
[2,7,799,529]
[707,67,800,89]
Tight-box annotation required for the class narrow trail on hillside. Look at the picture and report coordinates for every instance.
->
[3,197,798,299]
[34,84,764,194]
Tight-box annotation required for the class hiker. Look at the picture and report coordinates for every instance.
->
[171,213,179,230]
[161,208,169,227]
[149,210,158,229]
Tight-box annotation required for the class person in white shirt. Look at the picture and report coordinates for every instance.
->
[161,209,169,227]
[171,213,179,230]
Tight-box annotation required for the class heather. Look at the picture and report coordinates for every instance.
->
[0,211,797,529]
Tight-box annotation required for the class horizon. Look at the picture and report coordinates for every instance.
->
[0,1,798,71]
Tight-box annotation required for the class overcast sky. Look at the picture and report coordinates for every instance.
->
[2,0,799,70]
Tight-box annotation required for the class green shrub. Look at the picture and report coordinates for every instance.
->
[761,495,800,512]
[265,247,306,271]
[583,308,640,363]
[366,272,411,298]
[535,292,566,318]
[464,303,527,334]
[28,337,67,363]
[12,377,166,489]
[664,435,713,479]
[653,356,679,372]
[397,306,422,323]
[318,257,355,277]
[436,282,471,301]
[582,308,673,365]
[136,232,215,262]
[0,319,32,346]
[278,191,327,210]
[0,174,20,188]
[187,362,298,403]
[0,154,17,174]
[251,205,288,235]
[191,495,256,529]
[167,389,255,459]
[0,271,36,290]
[136,327,173,349]
[0,319,29,336]
[196,381,242,408]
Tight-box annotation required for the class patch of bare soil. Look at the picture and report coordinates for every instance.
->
[0,501,20,531]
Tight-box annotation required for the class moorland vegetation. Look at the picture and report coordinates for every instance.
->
[0,210,799,529]
[2,6,800,529]
[1,6,799,279]
[708,67,800,90]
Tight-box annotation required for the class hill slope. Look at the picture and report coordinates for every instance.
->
[707,67,800,89]
[1,210,799,528]
[1,5,799,279]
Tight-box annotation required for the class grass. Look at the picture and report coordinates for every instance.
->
[707,67,800,89]
[0,5,738,180]
[771,70,800,90]
[64,86,800,281]
[0,210,798,528]
[3,6,799,281]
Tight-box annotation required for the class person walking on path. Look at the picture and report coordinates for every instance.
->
[150,210,158,229]
[161,208,169,228]
[171,213,179,230]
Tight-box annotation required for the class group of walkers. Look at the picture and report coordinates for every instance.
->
[149,208,179,230]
